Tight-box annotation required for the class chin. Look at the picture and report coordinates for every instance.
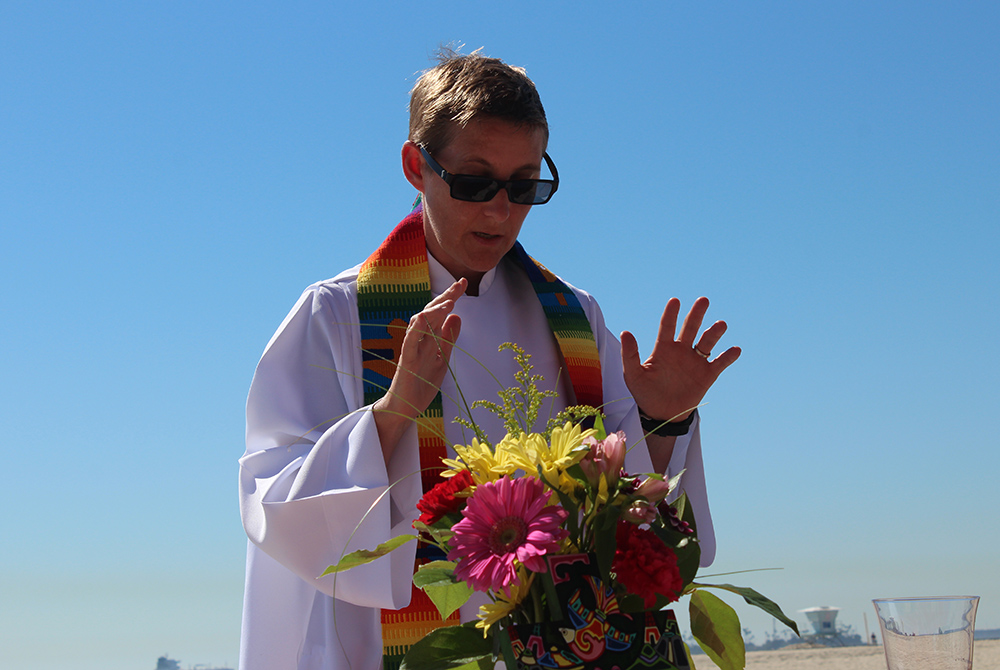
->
[472,254,508,274]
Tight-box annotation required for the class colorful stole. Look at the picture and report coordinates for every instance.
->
[357,210,602,669]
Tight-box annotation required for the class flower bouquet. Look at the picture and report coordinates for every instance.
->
[325,344,797,670]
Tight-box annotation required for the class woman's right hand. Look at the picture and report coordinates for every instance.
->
[373,278,467,462]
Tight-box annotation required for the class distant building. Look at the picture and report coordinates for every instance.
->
[156,656,234,670]
[800,606,840,636]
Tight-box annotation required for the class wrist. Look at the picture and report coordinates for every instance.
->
[373,399,415,464]
[638,408,696,437]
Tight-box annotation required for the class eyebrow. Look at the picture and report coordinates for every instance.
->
[459,157,542,175]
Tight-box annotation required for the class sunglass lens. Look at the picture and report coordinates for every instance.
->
[451,177,500,202]
[507,181,536,204]
[511,181,554,205]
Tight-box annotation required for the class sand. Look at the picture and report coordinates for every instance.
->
[714,638,1000,669]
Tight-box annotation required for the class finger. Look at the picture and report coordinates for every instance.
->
[648,299,680,359]
[436,314,463,361]
[408,310,449,347]
[406,280,466,353]
[695,320,728,357]
[413,291,463,341]
[677,297,709,346]
[427,278,468,308]
[419,300,456,335]
[710,346,742,374]
[406,313,433,346]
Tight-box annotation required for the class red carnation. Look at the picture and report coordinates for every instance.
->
[416,470,474,525]
[612,520,683,608]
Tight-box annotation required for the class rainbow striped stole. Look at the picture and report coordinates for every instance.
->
[357,210,602,669]
[356,210,445,497]
[508,241,604,408]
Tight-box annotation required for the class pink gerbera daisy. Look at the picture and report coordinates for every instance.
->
[448,476,568,593]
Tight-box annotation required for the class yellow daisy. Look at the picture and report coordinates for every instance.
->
[553,470,576,498]
[475,570,536,636]
[549,422,597,464]
[505,423,595,483]
[442,437,516,484]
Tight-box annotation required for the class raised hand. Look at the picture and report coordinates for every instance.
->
[620,297,740,426]
[374,278,467,461]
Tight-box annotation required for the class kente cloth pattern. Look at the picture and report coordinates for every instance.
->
[357,209,603,669]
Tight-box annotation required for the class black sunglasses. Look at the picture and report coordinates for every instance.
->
[420,145,559,205]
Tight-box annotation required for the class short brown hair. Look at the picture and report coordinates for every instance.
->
[408,48,548,154]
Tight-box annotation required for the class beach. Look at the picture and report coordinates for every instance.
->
[731,638,1000,669]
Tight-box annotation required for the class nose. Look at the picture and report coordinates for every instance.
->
[483,185,511,221]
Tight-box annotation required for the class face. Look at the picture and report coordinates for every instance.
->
[403,117,547,292]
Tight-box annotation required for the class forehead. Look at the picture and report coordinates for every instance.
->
[438,117,547,165]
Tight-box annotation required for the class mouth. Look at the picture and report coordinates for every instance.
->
[473,232,502,241]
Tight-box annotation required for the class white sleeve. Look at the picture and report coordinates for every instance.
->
[578,289,717,567]
[238,278,420,607]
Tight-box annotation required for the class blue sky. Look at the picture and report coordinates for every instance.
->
[2,2,997,668]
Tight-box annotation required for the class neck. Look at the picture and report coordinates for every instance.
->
[427,249,485,296]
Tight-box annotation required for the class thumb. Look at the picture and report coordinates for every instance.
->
[620,330,641,383]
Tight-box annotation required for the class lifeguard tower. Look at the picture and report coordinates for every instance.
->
[800,606,843,645]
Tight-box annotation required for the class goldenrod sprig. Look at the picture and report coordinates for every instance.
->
[545,405,602,440]
[455,343,558,438]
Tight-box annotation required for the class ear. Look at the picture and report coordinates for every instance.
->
[401,141,426,192]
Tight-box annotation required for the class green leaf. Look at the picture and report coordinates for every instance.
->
[689,589,745,670]
[690,582,800,636]
[666,468,686,495]
[320,534,417,576]
[664,493,701,585]
[412,520,455,546]
[539,569,566,620]
[673,538,701,587]
[564,462,589,487]
[593,412,607,440]
[591,505,621,585]
[399,624,493,670]
[495,624,519,670]
[412,561,474,620]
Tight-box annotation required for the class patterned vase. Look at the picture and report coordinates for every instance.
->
[500,553,690,670]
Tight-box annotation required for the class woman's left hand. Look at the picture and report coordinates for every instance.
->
[621,297,741,424]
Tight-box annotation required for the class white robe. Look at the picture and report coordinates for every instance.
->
[238,253,715,670]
